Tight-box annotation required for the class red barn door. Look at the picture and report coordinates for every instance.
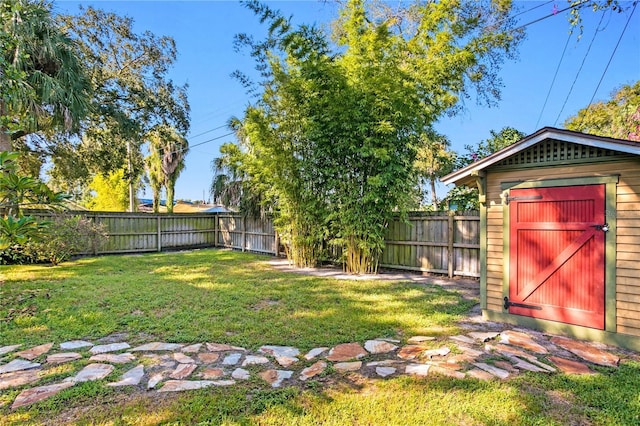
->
[508,185,606,329]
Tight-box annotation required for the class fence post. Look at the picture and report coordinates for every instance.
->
[242,215,247,252]
[213,213,218,248]
[157,215,162,252]
[447,211,455,278]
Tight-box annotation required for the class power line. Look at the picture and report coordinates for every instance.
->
[553,11,606,126]
[511,0,589,33]
[535,30,573,130]
[581,3,637,122]
[189,124,229,139]
[189,131,235,150]
[492,0,554,29]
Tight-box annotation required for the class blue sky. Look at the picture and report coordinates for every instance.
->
[55,1,640,202]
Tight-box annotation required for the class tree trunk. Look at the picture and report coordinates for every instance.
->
[0,131,11,152]
[430,177,439,210]
[152,186,160,213]
[166,182,174,214]
[0,99,12,151]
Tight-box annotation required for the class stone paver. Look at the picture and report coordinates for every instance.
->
[423,347,450,358]
[90,343,131,354]
[326,343,367,361]
[375,366,396,377]
[0,359,41,374]
[300,361,326,381]
[304,347,328,360]
[334,361,362,372]
[222,353,242,365]
[108,365,145,387]
[159,380,215,392]
[206,343,245,352]
[429,365,466,379]
[59,340,93,350]
[397,345,425,360]
[170,363,197,380]
[259,369,292,388]
[548,356,594,375]
[46,352,82,364]
[466,368,495,380]
[147,372,166,389]
[259,345,300,358]
[12,381,74,409]
[275,356,298,367]
[405,364,430,376]
[473,362,509,379]
[550,336,620,367]
[68,363,114,383]
[450,335,475,345]
[0,370,41,390]
[173,353,196,364]
[131,342,182,352]
[232,368,250,380]
[508,356,551,373]
[89,353,136,364]
[0,344,22,356]
[486,343,536,362]
[200,368,224,379]
[16,343,54,361]
[500,330,548,354]
[242,355,269,366]
[364,340,397,354]
[198,353,220,364]
[181,344,202,353]
[367,360,400,367]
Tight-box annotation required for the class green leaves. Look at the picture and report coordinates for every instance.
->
[228,0,521,273]
[564,81,640,142]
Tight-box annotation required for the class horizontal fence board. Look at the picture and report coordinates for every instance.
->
[30,210,480,277]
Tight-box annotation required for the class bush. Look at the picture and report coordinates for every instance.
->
[0,214,108,265]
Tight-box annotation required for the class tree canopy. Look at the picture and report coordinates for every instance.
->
[564,81,640,142]
[0,0,91,151]
[223,0,523,273]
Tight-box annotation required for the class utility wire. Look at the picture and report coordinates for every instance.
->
[511,0,589,33]
[580,3,637,125]
[163,131,236,157]
[535,30,573,130]
[553,11,606,126]
[188,124,229,139]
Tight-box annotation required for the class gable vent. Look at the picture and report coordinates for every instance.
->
[495,140,622,168]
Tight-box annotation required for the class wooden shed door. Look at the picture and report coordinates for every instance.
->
[508,185,605,329]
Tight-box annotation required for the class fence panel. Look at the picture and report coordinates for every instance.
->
[29,210,479,277]
[381,212,480,278]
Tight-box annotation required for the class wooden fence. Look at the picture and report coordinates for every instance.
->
[31,210,479,277]
[382,212,480,278]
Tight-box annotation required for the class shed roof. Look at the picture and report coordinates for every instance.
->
[441,127,640,186]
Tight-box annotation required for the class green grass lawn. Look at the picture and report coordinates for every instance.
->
[1,249,639,425]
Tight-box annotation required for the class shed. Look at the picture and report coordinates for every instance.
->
[442,127,640,350]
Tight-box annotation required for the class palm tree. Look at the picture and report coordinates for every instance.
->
[0,0,91,151]
[147,126,188,214]
[144,149,164,213]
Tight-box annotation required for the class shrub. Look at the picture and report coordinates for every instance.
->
[0,214,108,265]
[30,215,108,265]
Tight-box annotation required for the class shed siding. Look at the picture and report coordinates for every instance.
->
[484,157,640,336]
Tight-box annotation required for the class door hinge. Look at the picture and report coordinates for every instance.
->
[504,297,543,310]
